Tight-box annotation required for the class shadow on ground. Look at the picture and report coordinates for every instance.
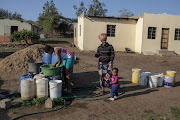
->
[0,52,14,58]
[40,40,70,44]
[0,77,10,120]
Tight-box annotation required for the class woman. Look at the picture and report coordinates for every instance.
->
[95,33,115,94]
[44,45,74,91]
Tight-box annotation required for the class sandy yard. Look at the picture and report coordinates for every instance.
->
[0,41,180,120]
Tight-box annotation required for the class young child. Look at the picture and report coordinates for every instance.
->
[109,67,120,101]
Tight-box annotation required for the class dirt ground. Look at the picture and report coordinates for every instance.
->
[0,41,180,120]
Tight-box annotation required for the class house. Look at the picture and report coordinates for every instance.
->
[74,12,180,55]
[0,18,39,42]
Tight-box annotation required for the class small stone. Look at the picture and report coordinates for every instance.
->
[0,99,11,109]
[45,98,54,108]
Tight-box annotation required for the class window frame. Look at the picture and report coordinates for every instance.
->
[174,28,180,40]
[147,27,157,39]
[107,25,116,37]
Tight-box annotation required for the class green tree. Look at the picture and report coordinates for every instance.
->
[38,0,60,32]
[119,8,134,17]
[0,8,23,20]
[87,0,107,17]
[73,1,87,17]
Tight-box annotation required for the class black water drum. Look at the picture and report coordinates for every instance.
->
[28,61,44,74]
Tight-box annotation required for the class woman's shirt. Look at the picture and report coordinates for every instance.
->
[96,42,115,63]
[54,47,74,60]
[111,75,119,86]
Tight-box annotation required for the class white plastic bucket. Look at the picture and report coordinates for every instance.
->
[164,75,174,88]
[34,74,45,80]
[154,73,164,87]
[21,78,35,100]
[139,72,152,86]
[149,75,158,88]
[36,78,49,98]
[49,80,62,99]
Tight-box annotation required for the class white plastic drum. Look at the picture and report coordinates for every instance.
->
[164,75,174,88]
[21,78,35,100]
[154,73,164,87]
[49,80,62,99]
[139,72,152,86]
[149,75,158,88]
[36,78,49,97]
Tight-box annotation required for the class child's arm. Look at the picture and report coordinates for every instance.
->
[110,77,118,84]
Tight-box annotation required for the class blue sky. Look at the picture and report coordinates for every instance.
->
[0,0,180,21]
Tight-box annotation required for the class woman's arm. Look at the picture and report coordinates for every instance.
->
[54,48,62,67]
[95,46,100,58]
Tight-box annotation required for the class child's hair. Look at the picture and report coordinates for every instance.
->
[112,68,118,73]
[45,45,53,53]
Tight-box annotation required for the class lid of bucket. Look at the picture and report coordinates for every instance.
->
[22,78,34,82]
[132,68,141,71]
[49,80,62,84]
[166,71,176,73]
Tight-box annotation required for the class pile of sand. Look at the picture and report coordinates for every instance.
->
[0,44,45,80]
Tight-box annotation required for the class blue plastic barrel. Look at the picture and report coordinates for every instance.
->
[51,53,58,64]
[43,52,52,64]
[19,74,33,93]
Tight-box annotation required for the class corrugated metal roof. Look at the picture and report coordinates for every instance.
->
[0,17,40,28]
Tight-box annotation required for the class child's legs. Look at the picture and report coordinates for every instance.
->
[114,86,119,96]
[111,86,119,98]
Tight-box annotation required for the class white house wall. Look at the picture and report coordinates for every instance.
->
[0,19,32,35]
[83,17,137,51]
[142,13,180,54]
[77,15,84,50]
[135,18,143,53]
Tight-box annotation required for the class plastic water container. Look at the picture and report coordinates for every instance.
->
[43,52,52,64]
[28,61,44,74]
[19,74,33,93]
[139,72,152,86]
[166,71,176,86]
[34,73,46,80]
[154,73,164,86]
[21,78,35,100]
[132,68,141,83]
[51,53,58,64]
[49,80,62,99]
[36,78,49,98]
[164,75,174,88]
[149,75,158,88]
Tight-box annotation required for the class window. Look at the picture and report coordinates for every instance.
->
[174,29,180,40]
[107,25,116,37]
[148,27,156,39]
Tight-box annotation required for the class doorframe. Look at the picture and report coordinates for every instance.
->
[161,28,169,49]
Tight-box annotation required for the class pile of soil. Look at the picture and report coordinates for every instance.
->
[0,44,45,80]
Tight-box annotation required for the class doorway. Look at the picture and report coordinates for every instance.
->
[161,28,169,49]
[11,26,18,34]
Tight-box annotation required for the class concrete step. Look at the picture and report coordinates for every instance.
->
[156,50,177,56]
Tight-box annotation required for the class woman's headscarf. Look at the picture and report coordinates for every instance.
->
[98,33,107,42]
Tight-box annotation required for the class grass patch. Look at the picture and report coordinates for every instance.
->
[170,106,180,120]
[53,98,64,106]
[40,38,73,47]
[102,98,111,102]
[88,114,97,118]
[32,97,48,106]
[144,109,154,114]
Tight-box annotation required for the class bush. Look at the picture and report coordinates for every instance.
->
[10,30,40,44]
